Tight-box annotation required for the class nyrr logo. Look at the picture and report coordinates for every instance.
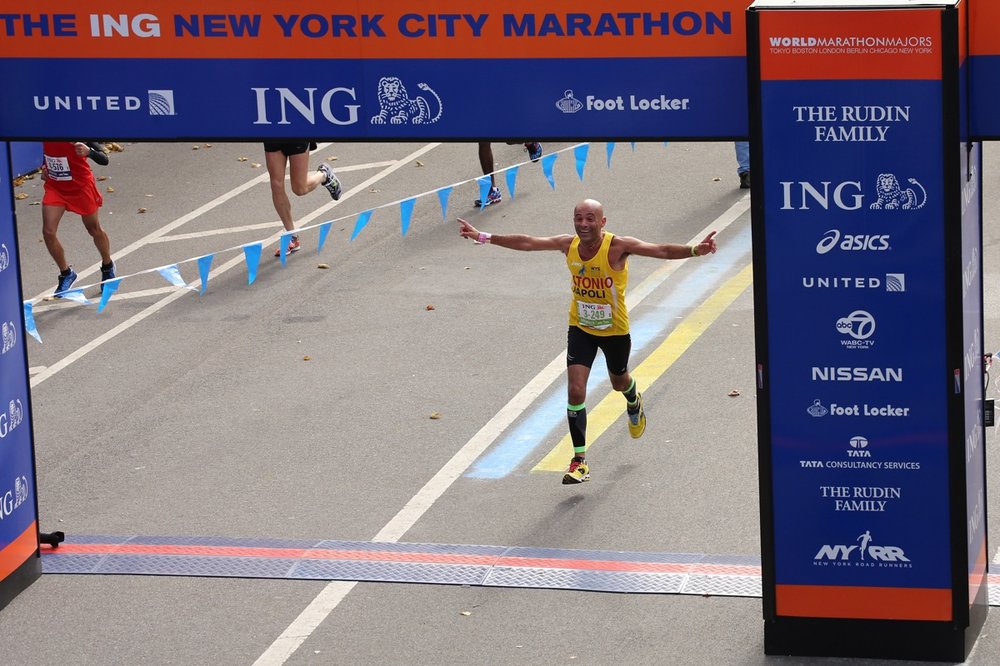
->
[816,229,890,254]
[814,530,912,567]
[2,320,16,354]
[0,398,24,439]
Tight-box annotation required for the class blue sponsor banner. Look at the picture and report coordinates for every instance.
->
[764,80,951,594]
[0,142,39,582]
[0,57,746,140]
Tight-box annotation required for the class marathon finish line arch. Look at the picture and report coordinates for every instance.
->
[0,0,997,660]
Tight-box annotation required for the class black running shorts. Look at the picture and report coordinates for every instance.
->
[566,326,631,376]
[263,142,318,156]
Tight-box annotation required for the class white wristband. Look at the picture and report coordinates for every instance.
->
[478,232,492,244]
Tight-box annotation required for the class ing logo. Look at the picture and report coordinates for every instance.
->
[370,77,442,125]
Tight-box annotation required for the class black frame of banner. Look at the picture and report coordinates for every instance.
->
[748,3,989,661]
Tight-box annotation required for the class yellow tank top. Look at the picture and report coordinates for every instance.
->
[566,232,629,336]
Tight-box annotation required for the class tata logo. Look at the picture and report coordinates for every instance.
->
[816,229,890,254]
[848,435,870,457]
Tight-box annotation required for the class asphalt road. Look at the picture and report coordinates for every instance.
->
[1,139,999,665]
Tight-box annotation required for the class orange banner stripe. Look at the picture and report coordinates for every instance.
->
[776,584,952,621]
[0,0,748,59]
[0,522,38,581]
[759,9,942,81]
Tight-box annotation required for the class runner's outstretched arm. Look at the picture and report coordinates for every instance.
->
[457,217,572,252]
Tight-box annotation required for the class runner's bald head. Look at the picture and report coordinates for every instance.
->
[574,199,604,218]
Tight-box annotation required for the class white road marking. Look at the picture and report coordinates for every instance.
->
[150,222,281,243]
[28,366,46,376]
[993,546,1000,565]
[28,144,441,389]
[253,194,752,666]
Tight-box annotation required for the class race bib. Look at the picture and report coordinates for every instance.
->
[577,301,612,330]
[44,155,72,181]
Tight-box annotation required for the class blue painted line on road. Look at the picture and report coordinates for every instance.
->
[468,225,752,479]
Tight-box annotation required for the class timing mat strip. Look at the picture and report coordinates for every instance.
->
[39,535,1000,604]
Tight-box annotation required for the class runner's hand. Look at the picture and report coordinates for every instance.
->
[457,218,480,240]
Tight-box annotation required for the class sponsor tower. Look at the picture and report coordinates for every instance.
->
[748,0,987,660]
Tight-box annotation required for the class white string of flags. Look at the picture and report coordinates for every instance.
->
[22,140,661,343]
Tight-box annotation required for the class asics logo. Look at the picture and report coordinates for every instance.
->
[817,229,890,254]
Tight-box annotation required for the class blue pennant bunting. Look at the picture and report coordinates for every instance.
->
[351,210,373,241]
[197,254,214,295]
[400,198,416,236]
[277,233,292,266]
[318,221,332,252]
[437,186,452,220]
[58,289,90,305]
[506,166,519,201]
[630,142,637,151]
[606,142,616,168]
[97,278,122,313]
[157,265,188,289]
[23,302,41,343]
[573,144,589,181]
[663,141,670,148]
[243,243,262,283]
[540,153,558,189]
[476,176,492,211]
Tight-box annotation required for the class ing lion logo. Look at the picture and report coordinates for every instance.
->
[370,77,443,125]
[870,173,927,210]
[2,321,15,354]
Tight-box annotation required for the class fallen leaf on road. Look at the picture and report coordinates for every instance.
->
[14,193,27,200]
[303,356,311,361]
[426,304,435,310]
[137,207,147,213]
[317,263,330,269]
[728,389,741,397]
[430,412,442,419]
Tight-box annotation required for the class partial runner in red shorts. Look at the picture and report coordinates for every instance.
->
[41,141,116,296]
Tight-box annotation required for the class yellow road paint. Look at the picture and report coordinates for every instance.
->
[533,263,754,472]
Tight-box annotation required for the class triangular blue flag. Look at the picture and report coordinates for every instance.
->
[318,221,332,252]
[540,153,558,189]
[157,264,189,289]
[573,144,589,181]
[351,210,373,241]
[97,278,122,313]
[400,198,416,236]
[663,141,670,148]
[506,166,519,200]
[277,233,292,266]
[476,176,492,211]
[23,302,41,343]
[243,243,262,284]
[58,289,90,305]
[606,142,616,168]
[437,187,452,219]
[630,142,637,151]
[197,254,214,295]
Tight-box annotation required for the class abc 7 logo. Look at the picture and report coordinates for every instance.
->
[836,310,875,340]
